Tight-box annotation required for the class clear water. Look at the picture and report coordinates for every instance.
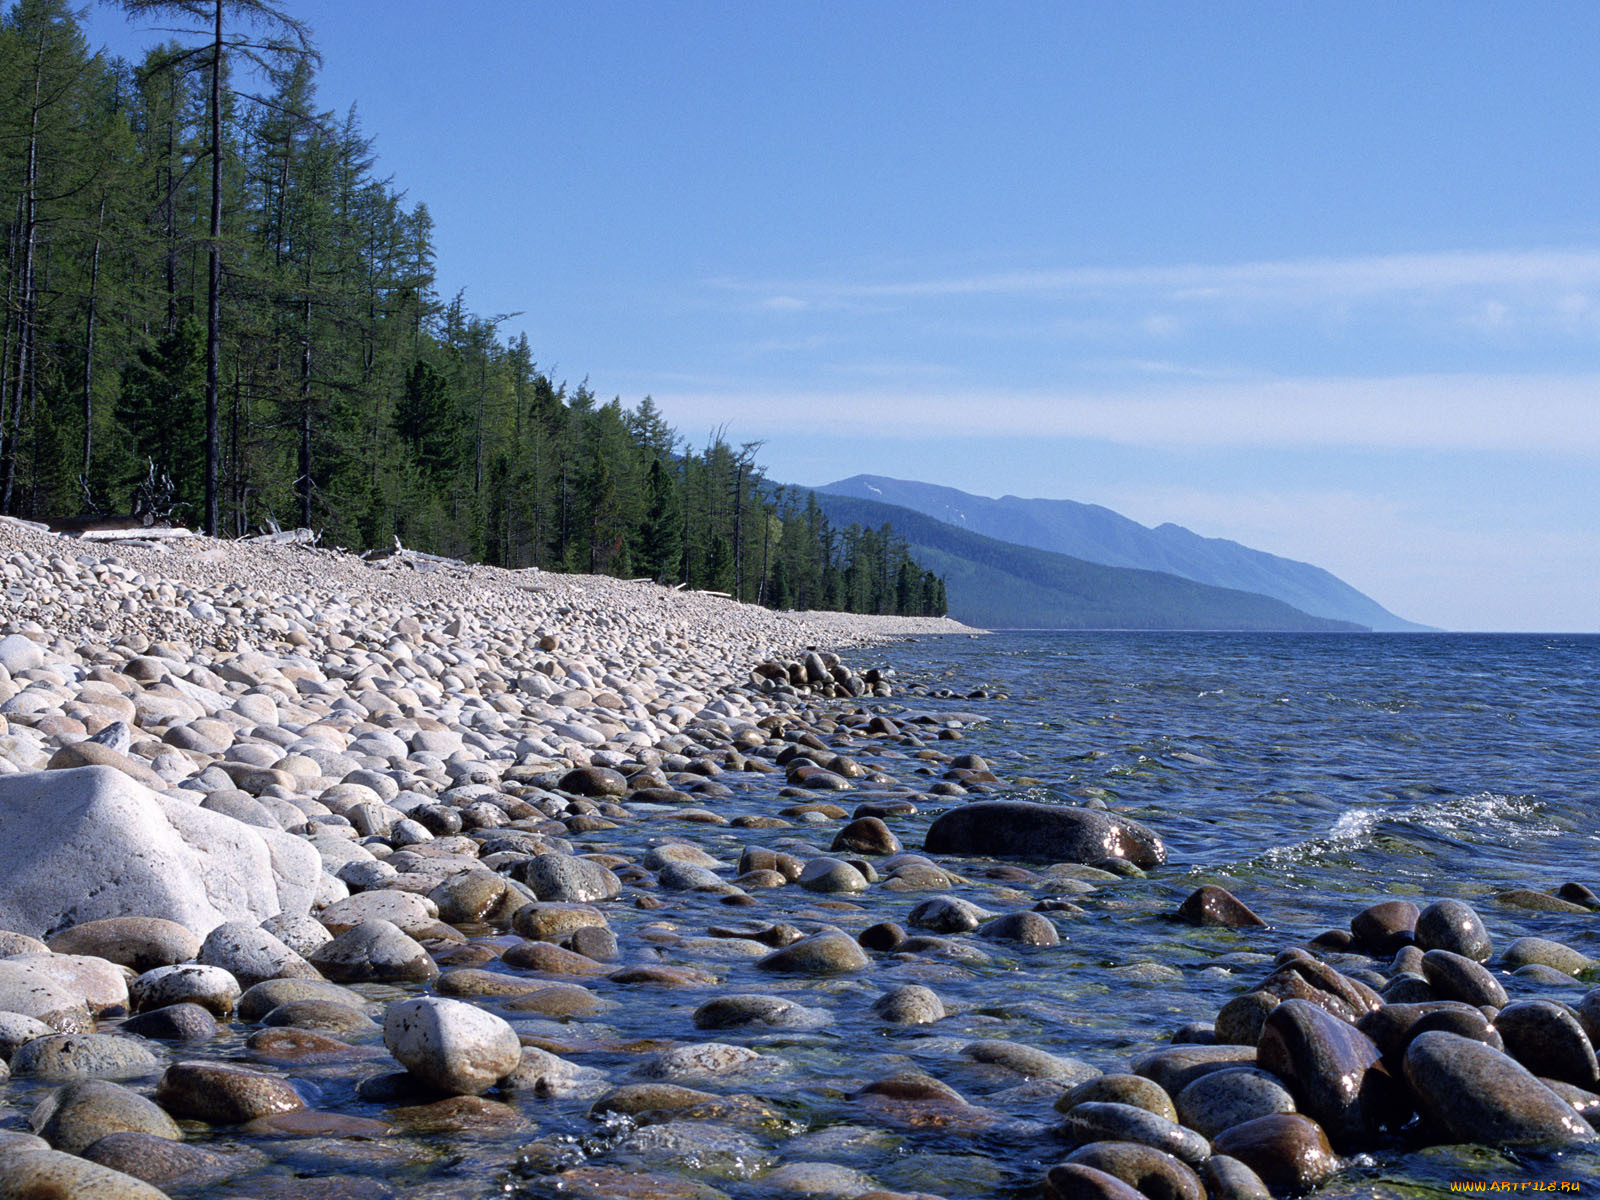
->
[13,632,1597,1198]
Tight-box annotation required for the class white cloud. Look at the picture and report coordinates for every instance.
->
[655,372,1600,455]
[723,248,1600,306]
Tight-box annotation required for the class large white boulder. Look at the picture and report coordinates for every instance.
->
[0,766,319,940]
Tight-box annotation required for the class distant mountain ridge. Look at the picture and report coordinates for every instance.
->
[811,493,1365,632]
[820,475,1427,632]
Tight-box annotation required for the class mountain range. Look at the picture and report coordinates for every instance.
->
[814,475,1428,632]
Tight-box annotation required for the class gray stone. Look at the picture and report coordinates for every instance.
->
[309,918,438,984]
[872,984,946,1025]
[0,765,319,939]
[29,1078,181,1154]
[0,1147,172,1198]
[198,920,319,988]
[513,853,622,902]
[384,996,521,1095]
[11,1033,161,1082]
[1176,1067,1297,1140]
[756,928,870,974]
[1057,1101,1210,1165]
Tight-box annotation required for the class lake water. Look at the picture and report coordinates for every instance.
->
[23,631,1595,1199]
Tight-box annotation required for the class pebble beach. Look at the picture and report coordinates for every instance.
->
[1,518,1598,1200]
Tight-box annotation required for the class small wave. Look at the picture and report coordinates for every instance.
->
[1252,791,1551,869]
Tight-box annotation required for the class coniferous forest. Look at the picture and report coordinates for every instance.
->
[0,0,946,618]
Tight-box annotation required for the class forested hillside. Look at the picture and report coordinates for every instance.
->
[0,0,942,616]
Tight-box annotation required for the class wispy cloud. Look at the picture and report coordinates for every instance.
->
[726,248,1600,307]
[657,371,1600,454]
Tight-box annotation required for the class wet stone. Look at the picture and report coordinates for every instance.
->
[1058,1074,1178,1122]
[1420,948,1508,1008]
[155,1060,306,1124]
[80,1130,252,1189]
[11,1032,162,1082]
[1414,899,1492,962]
[1255,997,1397,1149]
[1175,885,1267,929]
[873,984,946,1025]
[1132,1044,1258,1094]
[1404,1031,1597,1148]
[1175,1067,1297,1141]
[1043,1161,1159,1200]
[1503,936,1596,977]
[1056,1101,1210,1166]
[1209,1113,1338,1193]
[1062,1141,1204,1200]
[693,993,832,1031]
[118,1002,218,1043]
[977,910,1061,945]
[1491,1000,1600,1089]
[30,1078,182,1154]
[1349,899,1419,954]
[756,928,870,974]
[1199,1153,1273,1200]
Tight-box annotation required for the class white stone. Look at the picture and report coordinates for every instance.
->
[0,766,320,940]
[383,996,520,1095]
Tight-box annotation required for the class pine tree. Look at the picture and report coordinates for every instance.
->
[117,0,315,534]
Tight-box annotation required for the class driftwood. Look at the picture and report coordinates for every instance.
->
[73,525,195,542]
[244,527,317,545]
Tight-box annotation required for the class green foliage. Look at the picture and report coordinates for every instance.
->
[0,1,943,616]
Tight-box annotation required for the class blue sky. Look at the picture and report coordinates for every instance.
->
[82,2,1600,631]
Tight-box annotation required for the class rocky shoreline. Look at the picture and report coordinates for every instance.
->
[0,518,1597,1200]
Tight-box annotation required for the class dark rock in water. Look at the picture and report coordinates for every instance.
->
[1059,1074,1178,1122]
[1256,998,1402,1149]
[28,1078,181,1154]
[1209,1113,1338,1193]
[1175,885,1266,929]
[1494,888,1591,913]
[1063,1141,1204,1200]
[1132,1044,1257,1095]
[923,801,1165,867]
[1420,949,1507,1008]
[977,910,1061,946]
[858,921,907,951]
[558,767,627,798]
[1414,899,1491,962]
[1403,1031,1597,1148]
[1200,1154,1272,1200]
[154,1061,305,1124]
[1055,1101,1210,1166]
[756,928,869,974]
[118,1002,218,1043]
[1556,882,1600,910]
[1358,1001,1497,1069]
[80,1130,247,1189]
[1175,1067,1296,1140]
[1349,899,1418,953]
[830,816,902,855]
[1216,992,1279,1047]
[1257,956,1380,1023]
[1043,1162,1149,1200]
[1494,1000,1600,1089]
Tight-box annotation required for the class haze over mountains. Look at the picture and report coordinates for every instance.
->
[817,475,1428,632]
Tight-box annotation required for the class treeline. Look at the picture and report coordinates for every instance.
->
[0,0,944,617]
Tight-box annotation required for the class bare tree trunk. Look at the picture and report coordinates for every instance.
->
[298,254,313,528]
[204,0,223,535]
[3,50,42,515]
[82,195,106,486]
